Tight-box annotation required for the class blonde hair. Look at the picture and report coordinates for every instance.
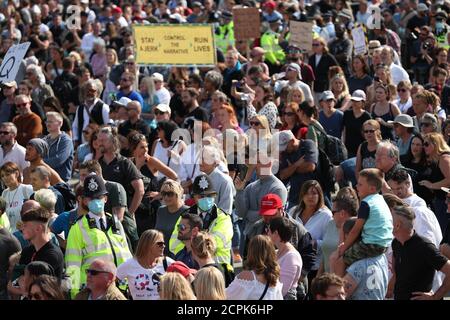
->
[287,87,304,104]
[46,111,63,123]
[159,272,196,300]
[363,119,382,141]
[134,229,164,261]
[330,74,349,101]
[34,189,57,213]
[424,132,450,161]
[191,231,216,259]
[160,179,184,200]
[194,267,226,300]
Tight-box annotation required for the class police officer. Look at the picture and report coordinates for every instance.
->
[65,174,132,297]
[215,10,235,55]
[261,16,286,74]
[169,174,233,265]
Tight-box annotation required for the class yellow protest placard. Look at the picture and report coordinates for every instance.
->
[133,24,217,66]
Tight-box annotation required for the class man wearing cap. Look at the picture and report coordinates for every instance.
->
[169,174,233,265]
[215,10,235,54]
[262,0,283,23]
[329,23,353,78]
[112,6,128,27]
[187,1,204,23]
[274,62,313,103]
[285,46,315,88]
[0,122,29,173]
[23,138,63,186]
[244,193,316,299]
[273,130,318,209]
[12,94,42,147]
[116,71,145,107]
[261,16,286,74]
[319,91,344,138]
[65,173,132,298]
[0,81,17,124]
[148,103,173,147]
[389,114,415,157]
[406,3,429,33]
[151,73,171,105]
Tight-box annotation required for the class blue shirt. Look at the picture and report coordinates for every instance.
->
[346,254,389,300]
[319,109,344,138]
[50,209,78,239]
[117,90,145,108]
[358,194,394,247]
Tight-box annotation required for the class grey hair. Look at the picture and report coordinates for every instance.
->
[0,122,17,135]
[212,90,228,103]
[377,140,400,163]
[202,145,221,166]
[392,205,415,230]
[34,188,57,212]
[85,78,104,94]
[26,64,46,85]
[31,165,51,181]
[46,111,63,123]
[99,126,121,154]
[422,113,440,132]
[205,70,223,90]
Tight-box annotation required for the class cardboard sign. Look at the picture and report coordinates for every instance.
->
[289,21,313,52]
[233,7,261,40]
[133,24,216,66]
[0,42,30,84]
[351,27,367,55]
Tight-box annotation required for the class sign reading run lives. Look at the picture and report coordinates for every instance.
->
[133,24,217,66]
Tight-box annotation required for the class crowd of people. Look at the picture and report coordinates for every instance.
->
[0,0,450,301]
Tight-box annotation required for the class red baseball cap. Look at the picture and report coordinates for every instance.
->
[112,6,123,14]
[166,261,197,278]
[259,194,283,216]
[264,1,276,9]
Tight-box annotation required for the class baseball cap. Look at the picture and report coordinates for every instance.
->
[166,261,197,278]
[350,90,366,102]
[155,104,171,114]
[388,114,414,128]
[112,6,123,14]
[221,10,233,19]
[192,1,204,9]
[286,62,301,74]
[264,0,276,10]
[169,13,186,23]
[151,72,164,82]
[259,194,283,216]
[319,90,336,102]
[417,3,428,12]
[114,96,132,107]
[80,0,89,4]
[272,130,295,152]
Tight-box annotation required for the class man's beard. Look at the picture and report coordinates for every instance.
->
[0,139,12,147]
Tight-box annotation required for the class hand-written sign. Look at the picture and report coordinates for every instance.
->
[133,24,216,66]
[233,7,261,40]
[289,21,313,52]
[351,27,367,55]
[0,42,30,83]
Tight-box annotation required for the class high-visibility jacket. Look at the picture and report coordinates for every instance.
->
[169,205,233,264]
[215,21,235,53]
[65,212,132,298]
[260,30,285,65]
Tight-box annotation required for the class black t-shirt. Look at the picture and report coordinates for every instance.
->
[348,75,373,94]
[392,233,448,300]
[0,228,21,294]
[118,119,151,140]
[19,241,64,279]
[99,155,142,207]
[343,110,372,157]
[186,107,209,122]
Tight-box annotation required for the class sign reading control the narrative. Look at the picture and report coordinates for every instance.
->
[133,24,216,66]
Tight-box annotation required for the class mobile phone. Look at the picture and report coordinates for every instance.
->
[237,164,248,181]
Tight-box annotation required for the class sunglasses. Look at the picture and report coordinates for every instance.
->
[83,130,91,134]
[86,269,111,276]
[312,43,321,47]
[156,241,165,247]
[30,293,44,300]
[250,121,261,126]
[161,191,175,197]
[0,131,11,135]
[283,112,296,116]
[16,102,28,108]
[364,129,375,133]
[177,224,187,231]
[397,88,407,92]
[120,78,130,82]
[154,110,165,115]
[331,209,340,215]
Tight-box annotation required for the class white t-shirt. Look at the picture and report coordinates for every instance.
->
[116,257,174,300]
[403,194,427,209]
[2,184,34,232]
[155,87,171,105]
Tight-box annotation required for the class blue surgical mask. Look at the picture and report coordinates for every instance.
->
[88,199,105,215]
[198,197,215,212]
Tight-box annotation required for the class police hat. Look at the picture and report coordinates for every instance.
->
[192,174,217,196]
[83,174,108,198]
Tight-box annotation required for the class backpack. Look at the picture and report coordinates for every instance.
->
[52,74,73,105]
[315,148,336,193]
[52,182,77,211]
[312,122,348,165]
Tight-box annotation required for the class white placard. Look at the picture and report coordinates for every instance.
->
[0,42,31,84]
[351,27,366,55]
